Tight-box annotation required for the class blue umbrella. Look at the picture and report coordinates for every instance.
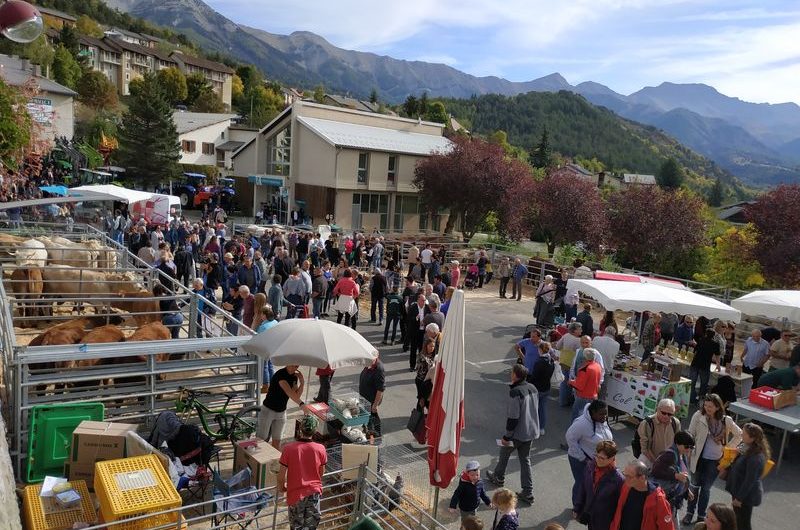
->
[39,185,68,196]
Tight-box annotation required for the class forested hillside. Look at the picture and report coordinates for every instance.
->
[441,91,748,197]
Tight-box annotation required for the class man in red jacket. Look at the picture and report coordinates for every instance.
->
[611,460,673,530]
[569,348,603,421]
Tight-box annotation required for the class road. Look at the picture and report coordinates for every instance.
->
[310,285,800,529]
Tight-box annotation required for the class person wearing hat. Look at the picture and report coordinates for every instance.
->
[278,414,328,530]
[449,460,491,520]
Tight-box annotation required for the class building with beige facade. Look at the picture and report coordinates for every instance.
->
[231,101,452,231]
[174,112,237,166]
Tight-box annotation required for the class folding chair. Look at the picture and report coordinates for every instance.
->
[212,467,272,529]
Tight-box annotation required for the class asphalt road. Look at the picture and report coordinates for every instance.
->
[307,286,799,530]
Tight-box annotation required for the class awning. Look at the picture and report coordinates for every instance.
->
[567,279,741,322]
[593,270,688,290]
[70,185,155,204]
[248,175,284,187]
[731,290,800,323]
[216,141,244,151]
[39,185,68,196]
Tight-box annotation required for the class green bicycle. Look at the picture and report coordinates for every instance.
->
[175,387,260,443]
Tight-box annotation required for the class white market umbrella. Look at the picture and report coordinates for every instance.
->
[426,289,466,490]
[241,318,378,369]
[568,279,741,322]
[731,290,800,323]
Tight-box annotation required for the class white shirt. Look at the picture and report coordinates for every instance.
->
[300,269,313,294]
[592,336,621,374]
[420,248,433,264]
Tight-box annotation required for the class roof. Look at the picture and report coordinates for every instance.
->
[324,94,376,113]
[173,111,236,134]
[170,51,234,75]
[623,173,657,185]
[105,27,156,42]
[297,116,452,156]
[232,106,293,158]
[105,36,159,59]
[79,35,121,54]
[37,6,77,22]
[565,163,594,176]
[0,54,77,97]
[216,140,244,151]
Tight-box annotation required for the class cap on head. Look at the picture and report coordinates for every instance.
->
[465,460,480,472]
[300,414,318,435]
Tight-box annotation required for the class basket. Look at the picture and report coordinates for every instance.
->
[328,394,371,427]
[26,402,105,483]
[23,480,96,530]
[95,455,182,530]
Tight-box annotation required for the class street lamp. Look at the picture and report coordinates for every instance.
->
[0,1,43,43]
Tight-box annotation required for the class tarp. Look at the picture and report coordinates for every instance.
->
[39,185,68,196]
[731,290,800,323]
[568,279,741,322]
[593,270,689,290]
[70,185,154,204]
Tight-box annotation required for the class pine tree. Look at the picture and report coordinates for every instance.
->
[117,73,180,189]
[369,88,378,104]
[530,127,552,168]
[402,95,418,118]
[657,157,684,189]
[708,177,725,207]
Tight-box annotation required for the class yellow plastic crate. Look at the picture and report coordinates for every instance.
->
[23,480,96,530]
[94,455,182,530]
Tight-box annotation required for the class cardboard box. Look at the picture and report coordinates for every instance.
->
[749,387,798,410]
[70,421,137,464]
[64,461,97,490]
[233,438,282,489]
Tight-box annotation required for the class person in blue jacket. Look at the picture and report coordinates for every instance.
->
[449,461,491,520]
[573,440,624,530]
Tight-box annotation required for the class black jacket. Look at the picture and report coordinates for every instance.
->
[530,355,556,393]
[449,472,491,511]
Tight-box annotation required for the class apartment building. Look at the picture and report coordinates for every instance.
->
[231,101,452,230]
[78,36,122,89]
[170,52,233,108]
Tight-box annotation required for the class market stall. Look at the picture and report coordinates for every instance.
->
[731,290,800,323]
[605,369,691,418]
[728,396,800,472]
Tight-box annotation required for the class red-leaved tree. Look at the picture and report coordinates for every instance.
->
[746,185,800,287]
[529,172,608,255]
[607,186,707,277]
[413,136,534,241]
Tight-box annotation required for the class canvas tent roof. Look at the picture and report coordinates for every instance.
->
[567,279,741,322]
[731,290,800,323]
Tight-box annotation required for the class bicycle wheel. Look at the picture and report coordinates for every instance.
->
[229,405,261,442]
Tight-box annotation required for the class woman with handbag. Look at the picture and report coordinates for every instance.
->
[572,440,623,530]
[530,342,557,436]
[725,423,770,530]
[683,394,742,526]
[651,431,696,522]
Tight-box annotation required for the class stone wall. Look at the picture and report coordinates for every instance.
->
[0,411,22,529]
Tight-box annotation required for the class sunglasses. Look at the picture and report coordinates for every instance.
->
[659,410,674,417]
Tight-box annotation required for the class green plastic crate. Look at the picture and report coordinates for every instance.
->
[26,402,104,483]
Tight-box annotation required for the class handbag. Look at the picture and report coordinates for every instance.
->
[551,365,565,385]
[406,407,425,434]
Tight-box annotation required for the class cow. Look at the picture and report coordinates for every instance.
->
[108,290,160,326]
[14,239,47,267]
[9,267,45,326]
[41,266,144,313]
[82,239,117,270]
[37,236,99,269]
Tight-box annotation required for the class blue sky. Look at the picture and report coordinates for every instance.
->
[206,0,800,104]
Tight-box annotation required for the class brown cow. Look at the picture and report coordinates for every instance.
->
[109,290,160,326]
[10,267,45,326]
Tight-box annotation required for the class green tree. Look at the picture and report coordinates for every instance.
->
[117,73,180,188]
[185,72,209,107]
[708,177,724,207]
[425,101,448,124]
[75,15,104,38]
[369,88,378,104]
[191,88,225,113]
[657,157,684,189]
[52,44,82,90]
[313,84,325,103]
[418,92,429,117]
[694,225,764,290]
[243,85,283,128]
[77,70,118,110]
[0,78,32,167]
[58,24,80,58]
[21,35,54,75]
[156,67,188,105]
[402,95,418,118]
[530,127,552,168]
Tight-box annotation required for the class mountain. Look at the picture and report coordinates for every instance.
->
[101,0,799,186]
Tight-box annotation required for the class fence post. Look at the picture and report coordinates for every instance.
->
[188,291,198,338]
[351,463,368,526]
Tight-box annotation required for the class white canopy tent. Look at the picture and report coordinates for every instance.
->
[731,290,800,323]
[0,185,180,211]
[568,279,742,322]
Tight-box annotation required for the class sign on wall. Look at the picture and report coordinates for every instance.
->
[26,97,54,125]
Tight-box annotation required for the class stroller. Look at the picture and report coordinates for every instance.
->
[464,264,479,290]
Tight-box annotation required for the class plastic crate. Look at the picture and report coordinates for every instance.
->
[23,480,96,530]
[95,455,182,530]
[26,402,105,483]
[328,394,371,427]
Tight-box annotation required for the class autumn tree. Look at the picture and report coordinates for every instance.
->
[77,71,118,110]
[708,177,724,207]
[233,65,283,127]
[52,44,81,90]
[746,185,800,287]
[694,225,764,290]
[117,73,180,188]
[607,186,707,277]
[413,136,534,241]
[313,84,325,103]
[530,173,608,256]
[191,89,225,113]
[76,15,104,38]
[0,78,32,167]
[156,67,188,105]
[657,157,684,189]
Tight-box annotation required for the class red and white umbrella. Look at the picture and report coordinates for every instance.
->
[426,289,466,488]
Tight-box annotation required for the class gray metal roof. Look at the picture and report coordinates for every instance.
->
[623,173,657,185]
[216,140,244,151]
[173,111,236,134]
[296,116,451,156]
[0,55,77,97]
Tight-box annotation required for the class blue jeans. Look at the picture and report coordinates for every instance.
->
[162,313,183,339]
[538,390,548,430]
[559,367,574,407]
[572,396,592,421]
[370,296,384,322]
[262,359,274,385]
[568,455,587,507]
[312,297,323,318]
[687,457,719,518]
[689,366,710,403]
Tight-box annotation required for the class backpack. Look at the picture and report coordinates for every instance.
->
[632,415,680,458]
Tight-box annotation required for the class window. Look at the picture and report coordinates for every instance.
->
[352,193,388,230]
[181,140,196,153]
[202,142,215,155]
[387,155,397,183]
[267,123,291,175]
[357,152,369,183]
[394,195,423,230]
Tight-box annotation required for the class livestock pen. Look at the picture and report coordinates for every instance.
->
[0,223,260,478]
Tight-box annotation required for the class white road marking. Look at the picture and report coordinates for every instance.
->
[466,358,514,367]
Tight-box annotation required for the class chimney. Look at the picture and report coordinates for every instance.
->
[20,58,29,72]
[33,64,41,77]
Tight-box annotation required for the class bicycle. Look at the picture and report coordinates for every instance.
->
[175,387,260,443]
